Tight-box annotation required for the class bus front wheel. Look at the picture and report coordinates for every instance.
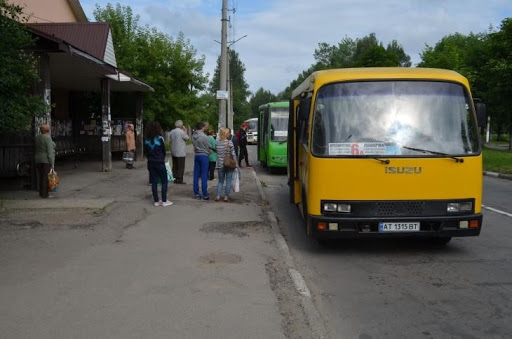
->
[302,190,313,237]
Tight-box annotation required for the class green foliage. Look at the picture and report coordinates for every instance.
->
[0,1,47,133]
[93,3,208,130]
[418,19,512,147]
[209,49,251,126]
[279,33,410,98]
[248,88,277,117]
[482,147,512,174]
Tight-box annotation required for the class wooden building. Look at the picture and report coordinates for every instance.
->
[1,0,153,182]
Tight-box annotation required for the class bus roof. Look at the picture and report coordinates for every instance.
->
[291,67,470,99]
[258,101,289,110]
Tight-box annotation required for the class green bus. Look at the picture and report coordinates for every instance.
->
[258,101,289,173]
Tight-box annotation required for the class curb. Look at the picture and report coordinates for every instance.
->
[483,172,512,181]
[251,170,328,339]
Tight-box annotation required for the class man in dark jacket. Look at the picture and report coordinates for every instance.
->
[237,123,251,167]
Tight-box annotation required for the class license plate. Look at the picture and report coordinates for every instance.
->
[378,222,420,232]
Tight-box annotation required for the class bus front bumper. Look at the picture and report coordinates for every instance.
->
[307,214,483,239]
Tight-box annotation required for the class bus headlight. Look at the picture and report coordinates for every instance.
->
[323,203,337,212]
[323,202,351,213]
[447,202,473,212]
[337,204,351,213]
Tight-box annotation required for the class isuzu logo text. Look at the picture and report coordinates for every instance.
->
[384,166,422,174]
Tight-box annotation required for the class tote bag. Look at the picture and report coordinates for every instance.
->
[232,168,240,192]
[48,168,60,192]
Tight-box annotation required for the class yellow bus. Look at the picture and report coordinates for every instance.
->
[287,68,486,244]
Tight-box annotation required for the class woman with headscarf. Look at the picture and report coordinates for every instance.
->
[34,124,56,198]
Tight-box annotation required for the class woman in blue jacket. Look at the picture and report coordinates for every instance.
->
[144,121,172,207]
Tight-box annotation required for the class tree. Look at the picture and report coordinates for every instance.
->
[280,33,411,97]
[249,88,277,116]
[418,29,512,147]
[486,18,512,148]
[0,1,47,133]
[209,49,251,126]
[93,4,208,130]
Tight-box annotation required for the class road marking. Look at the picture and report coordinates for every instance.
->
[482,205,512,218]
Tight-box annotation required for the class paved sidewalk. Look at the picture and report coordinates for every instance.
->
[0,146,297,338]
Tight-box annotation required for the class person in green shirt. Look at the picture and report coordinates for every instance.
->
[34,124,56,198]
[207,129,217,180]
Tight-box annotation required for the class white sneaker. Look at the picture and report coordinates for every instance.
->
[154,201,162,206]
[161,201,173,207]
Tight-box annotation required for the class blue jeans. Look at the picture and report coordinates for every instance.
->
[193,154,209,198]
[216,167,234,197]
[148,162,168,202]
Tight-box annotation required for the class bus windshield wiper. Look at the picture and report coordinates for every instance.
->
[402,146,464,163]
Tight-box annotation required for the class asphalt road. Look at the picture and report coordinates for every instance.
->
[249,145,512,339]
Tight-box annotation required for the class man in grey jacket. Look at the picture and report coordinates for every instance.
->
[192,122,211,200]
[169,120,189,184]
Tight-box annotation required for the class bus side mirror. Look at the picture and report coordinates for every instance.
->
[473,99,486,128]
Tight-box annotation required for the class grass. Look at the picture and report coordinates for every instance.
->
[482,147,512,174]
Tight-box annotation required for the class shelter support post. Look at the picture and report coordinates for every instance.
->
[101,78,112,172]
[34,53,51,136]
[135,93,144,161]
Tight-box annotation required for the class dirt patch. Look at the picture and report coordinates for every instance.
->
[200,220,264,237]
[0,209,105,230]
[199,251,242,266]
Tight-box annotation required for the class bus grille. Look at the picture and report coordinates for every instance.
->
[377,201,426,216]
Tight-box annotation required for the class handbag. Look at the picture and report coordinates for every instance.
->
[48,168,60,192]
[223,141,237,169]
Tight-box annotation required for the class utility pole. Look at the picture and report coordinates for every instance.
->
[218,0,229,130]
[227,47,233,131]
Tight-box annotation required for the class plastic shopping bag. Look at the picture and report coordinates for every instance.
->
[122,151,134,164]
[165,161,175,182]
[48,168,60,192]
[232,168,240,193]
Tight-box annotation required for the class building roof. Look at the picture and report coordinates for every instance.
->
[27,24,153,92]
[28,22,116,66]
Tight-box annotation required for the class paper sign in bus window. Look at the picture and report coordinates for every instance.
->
[329,143,387,155]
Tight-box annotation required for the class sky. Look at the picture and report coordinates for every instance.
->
[80,0,512,95]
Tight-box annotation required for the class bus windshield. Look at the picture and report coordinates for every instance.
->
[270,109,288,142]
[312,81,479,157]
[246,119,258,132]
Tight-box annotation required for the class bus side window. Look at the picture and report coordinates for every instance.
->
[299,97,311,146]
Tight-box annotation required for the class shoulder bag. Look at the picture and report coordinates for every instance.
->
[223,141,237,169]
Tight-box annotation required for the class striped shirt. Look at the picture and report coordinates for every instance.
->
[215,139,236,169]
